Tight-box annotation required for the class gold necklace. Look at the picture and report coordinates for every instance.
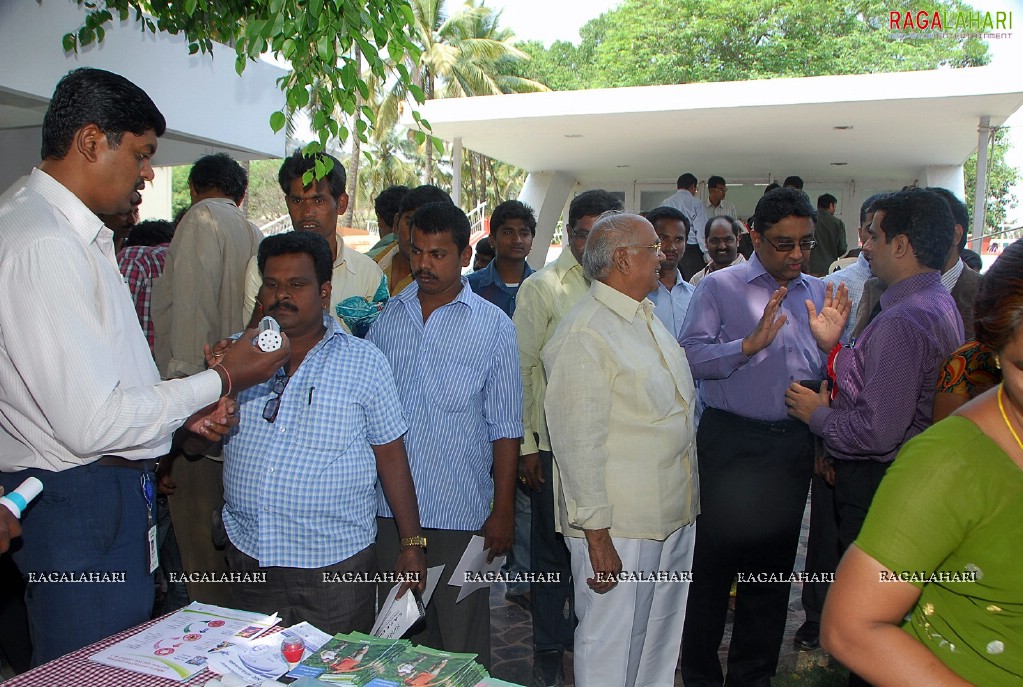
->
[997,384,1023,452]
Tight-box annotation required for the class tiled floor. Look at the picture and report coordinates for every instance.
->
[488,496,829,686]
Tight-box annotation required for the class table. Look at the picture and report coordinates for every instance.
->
[1,616,280,687]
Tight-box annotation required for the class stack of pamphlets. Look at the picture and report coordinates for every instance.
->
[88,602,280,681]
[287,631,488,686]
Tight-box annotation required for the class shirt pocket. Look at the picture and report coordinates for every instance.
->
[433,362,483,413]
[293,400,361,456]
[633,364,678,421]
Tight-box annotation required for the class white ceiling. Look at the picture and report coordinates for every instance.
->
[0,0,286,169]
[422,67,1023,184]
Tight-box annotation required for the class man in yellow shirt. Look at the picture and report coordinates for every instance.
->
[543,212,699,687]
[513,189,622,687]
[242,152,385,336]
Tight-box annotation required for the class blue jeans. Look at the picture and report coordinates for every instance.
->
[0,463,154,665]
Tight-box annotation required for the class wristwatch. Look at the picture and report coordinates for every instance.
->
[400,535,427,549]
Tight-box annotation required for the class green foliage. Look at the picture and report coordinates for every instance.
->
[170,165,190,220]
[513,0,989,88]
[964,128,1019,233]
[245,158,289,223]
[66,0,425,163]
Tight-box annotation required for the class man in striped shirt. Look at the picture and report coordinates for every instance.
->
[368,201,523,669]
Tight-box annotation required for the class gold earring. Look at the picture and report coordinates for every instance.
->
[994,353,1001,370]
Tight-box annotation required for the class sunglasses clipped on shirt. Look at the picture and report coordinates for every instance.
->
[262,374,290,423]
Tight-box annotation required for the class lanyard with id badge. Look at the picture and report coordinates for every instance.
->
[141,471,158,574]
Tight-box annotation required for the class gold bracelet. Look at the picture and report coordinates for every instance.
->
[400,535,427,549]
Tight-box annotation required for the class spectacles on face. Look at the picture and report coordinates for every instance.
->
[262,374,290,423]
[569,229,590,242]
[627,241,662,252]
[761,235,817,253]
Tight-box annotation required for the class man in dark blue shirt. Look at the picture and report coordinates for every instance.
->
[467,200,537,317]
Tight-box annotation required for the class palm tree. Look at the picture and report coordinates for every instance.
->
[374,0,548,184]
[355,128,421,215]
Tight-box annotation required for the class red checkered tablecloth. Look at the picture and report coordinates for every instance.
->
[2,616,281,687]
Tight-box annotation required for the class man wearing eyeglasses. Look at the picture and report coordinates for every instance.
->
[220,231,426,634]
[678,187,850,687]
[544,212,698,687]
[705,176,737,220]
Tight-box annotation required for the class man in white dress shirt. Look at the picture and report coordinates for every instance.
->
[0,68,286,665]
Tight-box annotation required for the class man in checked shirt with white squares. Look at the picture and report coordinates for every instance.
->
[221,231,426,633]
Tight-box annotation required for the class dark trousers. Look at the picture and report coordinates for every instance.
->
[800,456,838,625]
[833,459,890,687]
[376,518,491,669]
[680,408,814,687]
[530,450,574,654]
[681,243,707,282]
[0,464,154,666]
[833,460,890,554]
[226,541,376,635]
[0,553,31,673]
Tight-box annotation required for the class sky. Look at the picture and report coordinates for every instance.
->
[484,0,622,45]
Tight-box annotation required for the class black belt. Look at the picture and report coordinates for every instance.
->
[95,455,157,471]
[705,407,807,435]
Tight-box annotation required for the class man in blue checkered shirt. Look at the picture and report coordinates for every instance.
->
[221,231,426,634]
[368,202,523,669]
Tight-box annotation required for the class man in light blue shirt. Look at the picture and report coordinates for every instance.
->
[223,231,425,634]
[662,172,709,280]
[368,202,523,669]
[646,206,696,338]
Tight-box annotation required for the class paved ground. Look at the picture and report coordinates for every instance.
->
[489,495,831,686]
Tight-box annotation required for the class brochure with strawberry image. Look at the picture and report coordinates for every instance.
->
[287,631,408,684]
[366,644,485,687]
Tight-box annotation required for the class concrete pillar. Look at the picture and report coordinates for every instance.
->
[452,137,462,208]
[924,165,967,199]
[518,171,576,268]
[971,116,992,252]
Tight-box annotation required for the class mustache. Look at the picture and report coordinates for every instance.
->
[414,269,438,281]
[265,301,298,314]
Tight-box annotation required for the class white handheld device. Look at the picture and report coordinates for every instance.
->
[256,316,283,352]
[0,476,43,519]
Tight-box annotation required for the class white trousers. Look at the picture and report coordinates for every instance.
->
[567,522,697,687]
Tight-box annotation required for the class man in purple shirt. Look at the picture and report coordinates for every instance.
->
[786,188,963,566]
[679,188,849,687]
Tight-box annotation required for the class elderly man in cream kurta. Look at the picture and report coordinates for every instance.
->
[543,213,699,687]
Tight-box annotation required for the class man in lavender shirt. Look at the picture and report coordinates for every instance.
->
[786,188,963,560]
[678,188,849,687]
